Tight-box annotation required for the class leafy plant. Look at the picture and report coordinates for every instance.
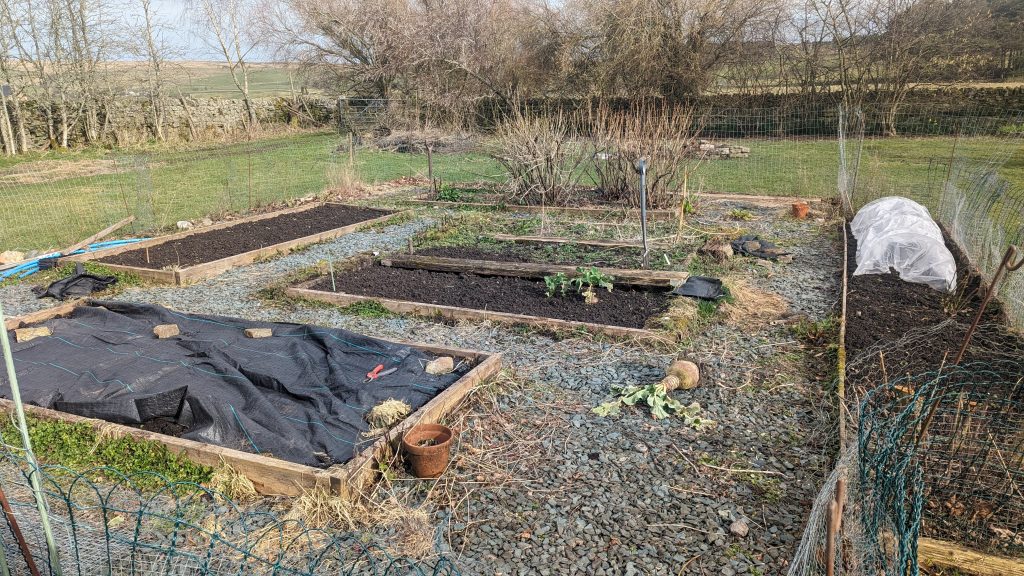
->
[436,184,462,202]
[593,383,712,427]
[572,266,614,304]
[543,272,570,297]
[728,208,754,221]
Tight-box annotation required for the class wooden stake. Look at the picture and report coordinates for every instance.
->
[62,216,136,255]
[348,132,354,167]
[145,246,150,264]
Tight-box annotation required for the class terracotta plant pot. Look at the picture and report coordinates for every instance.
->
[792,202,810,219]
[401,423,453,478]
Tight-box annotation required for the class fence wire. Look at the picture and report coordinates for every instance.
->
[0,448,460,576]
[0,132,346,253]
[790,322,1024,576]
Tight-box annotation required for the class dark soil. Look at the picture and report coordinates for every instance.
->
[139,417,188,437]
[844,224,1024,556]
[315,264,671,329]
[844,223,1013,378]
[101,204,391,269]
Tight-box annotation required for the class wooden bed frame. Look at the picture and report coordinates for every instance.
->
[66,202,408,286]
[3,302,502,498]
[286,254,686,342]
[406,191,822,218]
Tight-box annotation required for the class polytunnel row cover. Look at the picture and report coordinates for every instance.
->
[851,196,957,292]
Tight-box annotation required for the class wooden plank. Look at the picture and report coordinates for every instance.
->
[68,205,406,286]
[178,211,406,285]
[918,537,1024,576]
[490,234,644,249]
[63,216,136,255]
[381,254,688,288]
[406,198,679,220]
[703,192,823,204]
[2,302,501,498]
[4,301,83,331]
[408,193,822,216]
[287,285,669,342]
[333,352,504,497]
[90,261,179,284]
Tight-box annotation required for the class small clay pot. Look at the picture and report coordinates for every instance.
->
[401,423,453,478]
[792,202,810,219]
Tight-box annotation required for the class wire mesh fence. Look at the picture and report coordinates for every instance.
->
[0,132,346,252]
[841,105,1024,330]
[790,321,1024,576]
[0,447,460,576]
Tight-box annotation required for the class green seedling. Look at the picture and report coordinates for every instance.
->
[544,272,571,297]
[572,266,614,304]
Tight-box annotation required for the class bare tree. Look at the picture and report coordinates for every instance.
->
[134,0,175,141]
[190,0,262,130]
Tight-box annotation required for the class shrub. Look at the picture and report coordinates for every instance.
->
[589,104,704,209]
[491,107,590,206]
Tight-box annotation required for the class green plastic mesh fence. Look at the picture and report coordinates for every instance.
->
[0,449,460,576]
[789,321,1024,576]
[858,359,1024,572]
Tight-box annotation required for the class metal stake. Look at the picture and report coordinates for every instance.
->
[955,245,1024,364]
[0,302,62,575]
[638,158,649,268]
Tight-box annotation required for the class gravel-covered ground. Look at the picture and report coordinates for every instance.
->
[0,197,840,575]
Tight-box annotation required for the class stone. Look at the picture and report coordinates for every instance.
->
[742,241,762,252]
[0,250,25,265]
[667,360,700,390]
[153,324,180,339]
[699,238,733,262]
[201,218,214,226]
[244,328,272,338]
[730,519,749,538]
[14,327,51,343]
[176,220,193,230]
[426,356,455,375]
[777,254,794,264]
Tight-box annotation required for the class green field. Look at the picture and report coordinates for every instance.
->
[1,132,1020,251]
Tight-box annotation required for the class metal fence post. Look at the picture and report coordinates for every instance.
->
[638,158,649,268]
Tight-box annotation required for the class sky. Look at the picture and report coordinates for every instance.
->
[146,0,273,62]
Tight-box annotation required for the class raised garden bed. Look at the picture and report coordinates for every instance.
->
[3,301,502,497]
[287,255,686,340]
[68,203,404,285]
[414,237,690,271]
[841,224,1024,574]
[409,190,821,218]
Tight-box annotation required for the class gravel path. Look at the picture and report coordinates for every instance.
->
[1,204,839,575]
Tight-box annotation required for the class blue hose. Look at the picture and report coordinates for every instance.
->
[1,238,150,281]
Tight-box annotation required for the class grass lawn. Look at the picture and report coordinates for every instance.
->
[1,132,1020,251]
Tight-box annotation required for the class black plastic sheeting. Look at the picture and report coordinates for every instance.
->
[32,263,116,300]
[2,301,467,468]
[672,276,725,300]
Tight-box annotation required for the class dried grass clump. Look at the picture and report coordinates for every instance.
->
[208,461,258,504]
[288,486,365,531]
[492,107,589,206]
[657,298,700,340]
[720,278,789,328]
[367,399,412,430]
[375,498,435,559]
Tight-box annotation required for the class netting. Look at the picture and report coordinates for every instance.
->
[0,447,461,576]
[790,321,1024,576]
[0,132,346,252]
